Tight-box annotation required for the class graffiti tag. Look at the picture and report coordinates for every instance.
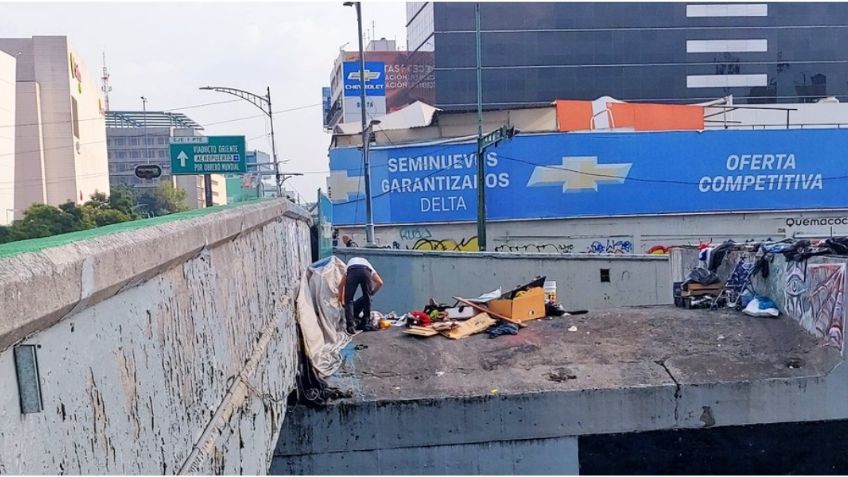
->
[411,237,478,252]
[399,226,433,240]
[494,243,575,254]
[586,239,633,254]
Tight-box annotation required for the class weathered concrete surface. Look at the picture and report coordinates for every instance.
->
[271,436,578,475]
[334,248,670,312]
[0,200,311,474]
[275,306,843,474]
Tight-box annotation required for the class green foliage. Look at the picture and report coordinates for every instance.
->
[137,182,189,216]
[0,184,186,244]
[108,185,137,217]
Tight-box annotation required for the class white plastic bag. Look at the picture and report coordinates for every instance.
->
[743,297,779,318]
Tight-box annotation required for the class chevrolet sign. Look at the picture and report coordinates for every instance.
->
[347,69,381,82]
[342,61,386,97]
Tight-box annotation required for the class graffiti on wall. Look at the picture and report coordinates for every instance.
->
[586,239,634,254]
[410,237,479,252]
[494,242,575,254]
[784,262,846,353]
[399,226,432,240]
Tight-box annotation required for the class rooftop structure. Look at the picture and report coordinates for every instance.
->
[105,111,203,130]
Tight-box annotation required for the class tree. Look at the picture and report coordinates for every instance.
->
[14,204,83,239]
[88,208,132,227]
[0,225,22,244]
[138,182,188,216]
[81,192,134,228]
[108,185,137,217]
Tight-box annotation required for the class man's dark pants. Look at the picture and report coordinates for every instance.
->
[344,265,372,330]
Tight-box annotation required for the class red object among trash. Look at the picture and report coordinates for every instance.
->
[410,311,432,327]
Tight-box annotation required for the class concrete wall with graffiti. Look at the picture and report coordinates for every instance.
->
[673,248,848,355]
[336,209,848,254]
[758,255,848,355]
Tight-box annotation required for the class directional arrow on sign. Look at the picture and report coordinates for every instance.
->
[177,151,188,168]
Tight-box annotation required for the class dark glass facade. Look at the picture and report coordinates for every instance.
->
[406,2,848,110]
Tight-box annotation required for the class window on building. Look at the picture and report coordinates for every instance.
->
[117,151,127,159]
[158,150,167,158]
[130,150,141,159]
[115,137,126,146]
[129,137,139,146]
[158,137,166,145]
[71,97,80,139]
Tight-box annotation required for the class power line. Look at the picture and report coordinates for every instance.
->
[0,100,322,130]
[0,103,324,159]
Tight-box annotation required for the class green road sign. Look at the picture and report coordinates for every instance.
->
[170,136,246,174]
[479,126,517,150]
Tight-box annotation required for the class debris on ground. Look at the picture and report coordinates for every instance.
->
[441,313,496,340]
[486,322,519,338]
[568,326,578,332]
[391,275,588,343]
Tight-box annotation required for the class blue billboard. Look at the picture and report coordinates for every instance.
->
[328,129,848,226]
[343,61,385,97]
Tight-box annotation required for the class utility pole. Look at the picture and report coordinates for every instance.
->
[266,86,284,199]
[345,0,376,246]
[475,2,487,251]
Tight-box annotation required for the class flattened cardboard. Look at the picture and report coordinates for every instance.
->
[441,313,496,340]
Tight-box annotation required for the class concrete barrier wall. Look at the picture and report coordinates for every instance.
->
[0,200,311,474]
[334,248,671,312]
[670,245,848,356]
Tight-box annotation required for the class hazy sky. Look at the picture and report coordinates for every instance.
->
[0,1,407,200]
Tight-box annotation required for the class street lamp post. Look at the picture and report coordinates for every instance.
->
[344,0,376,246]
[198,86,284,199]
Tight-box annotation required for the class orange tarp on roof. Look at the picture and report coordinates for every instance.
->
[555,100,595,131]
[555,99,704,132]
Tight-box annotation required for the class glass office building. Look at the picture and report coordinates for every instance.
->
[406,2,848,109]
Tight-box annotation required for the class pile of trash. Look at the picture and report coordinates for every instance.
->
[376,276,584,341]
[671,238,847,317]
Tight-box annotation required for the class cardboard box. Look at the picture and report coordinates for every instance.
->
[488,287,546,322]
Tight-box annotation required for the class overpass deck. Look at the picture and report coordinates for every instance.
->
[275,306,846,474]
[331,305,836,402]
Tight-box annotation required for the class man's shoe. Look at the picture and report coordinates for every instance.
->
[346,325,356,335]
[362,324,378,332]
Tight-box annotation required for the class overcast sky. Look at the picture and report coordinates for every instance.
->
[0,1,407,201]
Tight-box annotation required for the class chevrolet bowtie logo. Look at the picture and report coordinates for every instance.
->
[328,170,364,203]
[526,156,632,192]
[347,69,381,82]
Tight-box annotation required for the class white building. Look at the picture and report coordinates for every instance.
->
[0,36,109,221]
[0,51,15,225]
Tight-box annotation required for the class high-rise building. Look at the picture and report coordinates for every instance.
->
[406,2,848,110]
[0,51,15,225]
[0,36,109,221]
[105,111,202,188]
[324,38,434,129]
[105,111,227,209]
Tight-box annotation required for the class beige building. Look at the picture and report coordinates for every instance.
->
[0,36,109,220]
[176,174,227,209]
[0,51,15,225]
